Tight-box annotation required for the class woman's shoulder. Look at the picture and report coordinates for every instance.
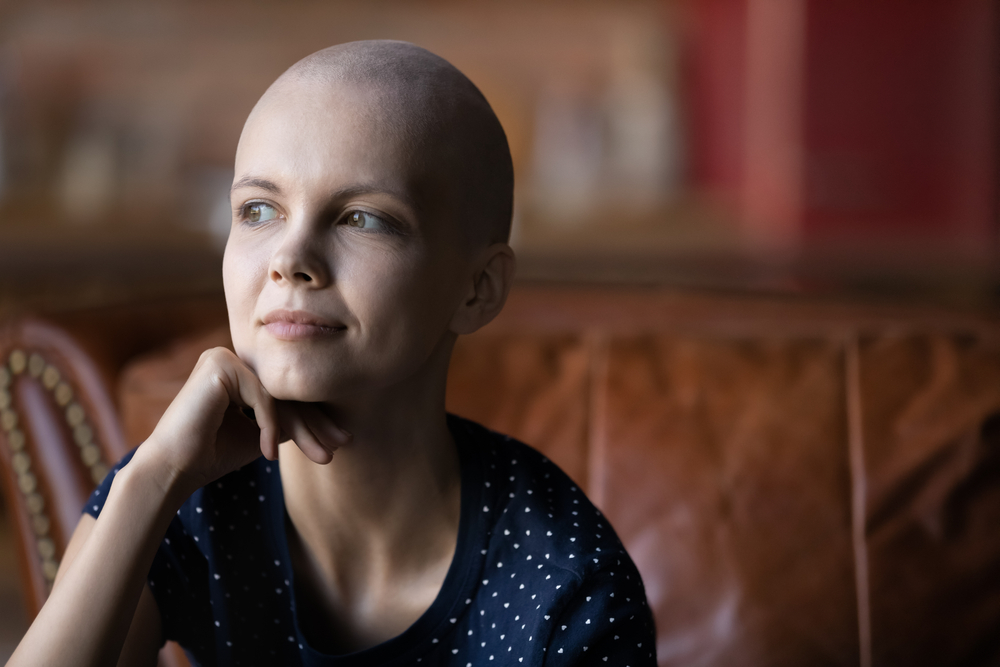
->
[452,415,641,585]
[450,416,656,664]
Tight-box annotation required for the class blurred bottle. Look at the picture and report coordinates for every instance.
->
[530,83,604,224]
[58,124,117,224]
[604,20,680,209]
[529,18,681,227]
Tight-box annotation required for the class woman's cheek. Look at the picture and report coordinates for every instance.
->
[223,238,267,365]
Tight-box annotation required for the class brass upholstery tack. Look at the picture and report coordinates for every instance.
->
[9,350,26,375]
[32,515,50,537]
[54,383,73,407]
[90,463,109,485]
[73,424,93,448]
[26,492,44,515]
[36,537,55,560]
[65,403,85,427]
[7,429,25,451]
[1,409,17,432]
[81,444,102,467]
[42,366,60,390]
[18,472,37,494]
[11,451,30,475]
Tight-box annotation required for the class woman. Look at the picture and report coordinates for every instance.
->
[9,40,655,666]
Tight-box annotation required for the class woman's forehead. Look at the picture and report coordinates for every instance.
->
[236,83,431,201]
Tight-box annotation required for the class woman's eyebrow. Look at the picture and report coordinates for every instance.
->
[231,176,282,194]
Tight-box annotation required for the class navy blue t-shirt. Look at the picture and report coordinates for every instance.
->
[85,415,656,666]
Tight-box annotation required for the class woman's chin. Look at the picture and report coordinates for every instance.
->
[258,377,329,403]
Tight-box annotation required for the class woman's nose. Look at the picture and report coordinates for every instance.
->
[268,225,331,288]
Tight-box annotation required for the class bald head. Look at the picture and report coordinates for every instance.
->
[260,41,513,247]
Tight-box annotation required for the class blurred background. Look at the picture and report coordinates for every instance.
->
[0,0,996,661]
[0,0,995,315]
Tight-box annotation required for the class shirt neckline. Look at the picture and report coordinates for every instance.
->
[265,414,488,665]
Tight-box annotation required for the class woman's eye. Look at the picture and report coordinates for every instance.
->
[345,211,391,232]
[244,203,280,224]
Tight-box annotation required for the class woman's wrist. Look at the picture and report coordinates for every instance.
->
[115,441,194,518]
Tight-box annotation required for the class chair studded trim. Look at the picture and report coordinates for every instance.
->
[0,315,193,667]
[1,349,110,586]
[0,317,129,618]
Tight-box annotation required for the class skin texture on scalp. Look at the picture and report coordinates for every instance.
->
[268,40,514,249]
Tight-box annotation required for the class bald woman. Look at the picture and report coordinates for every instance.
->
[9,41,655,667]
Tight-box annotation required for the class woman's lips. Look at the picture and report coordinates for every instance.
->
[262,310,346,341]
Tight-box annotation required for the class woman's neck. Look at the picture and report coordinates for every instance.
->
[276,363,462,650]
[279,400,461,563]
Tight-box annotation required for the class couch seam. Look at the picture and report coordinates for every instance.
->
[846,336,873,667]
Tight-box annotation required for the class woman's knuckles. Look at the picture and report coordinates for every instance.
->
[142,347,273,488]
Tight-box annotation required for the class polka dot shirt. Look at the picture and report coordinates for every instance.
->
[85,415,656,666]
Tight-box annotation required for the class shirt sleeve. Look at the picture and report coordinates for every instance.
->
[83,448,138,518]
[82,449,211,653]
[543,562,657,667]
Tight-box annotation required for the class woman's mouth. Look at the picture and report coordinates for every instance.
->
[261,309,346,341]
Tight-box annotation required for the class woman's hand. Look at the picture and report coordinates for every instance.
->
[9,346,349,667]
[141,346,348,497]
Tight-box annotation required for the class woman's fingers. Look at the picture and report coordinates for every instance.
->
[301,403,352,446]
[277,408,333,464]
[276,402,350,464]
[224,356,282,460]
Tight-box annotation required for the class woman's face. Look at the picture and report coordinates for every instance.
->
[223,81,469,403]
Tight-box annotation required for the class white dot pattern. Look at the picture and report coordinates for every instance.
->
[84,415,655,665]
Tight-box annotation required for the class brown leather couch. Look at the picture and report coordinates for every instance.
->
[2,286,1000,666]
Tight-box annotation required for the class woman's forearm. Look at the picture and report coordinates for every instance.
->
[6,347,342,667]
[8,446,187,667]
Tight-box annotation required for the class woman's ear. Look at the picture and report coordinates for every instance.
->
[449,243,517,335]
